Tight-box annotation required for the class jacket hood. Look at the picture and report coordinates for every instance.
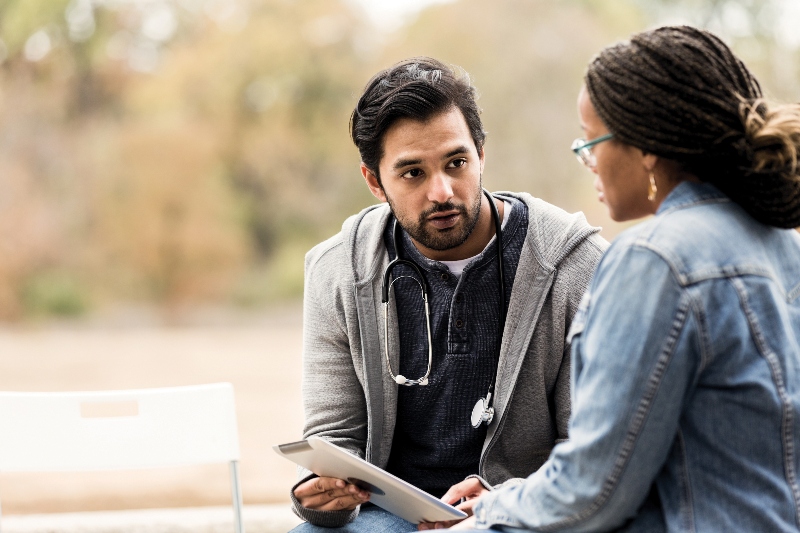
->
[340,192,601,284]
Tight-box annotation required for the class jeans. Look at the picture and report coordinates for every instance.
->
[290,504,415,533]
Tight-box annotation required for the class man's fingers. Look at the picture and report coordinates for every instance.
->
[314,492,369,512]
[455,498,477,514]
[294,477,370,510]
[440,488,461,505]
[441,478,485,505]
[294,476,345,499]
[314,477,346,493]
[440,480,471,504]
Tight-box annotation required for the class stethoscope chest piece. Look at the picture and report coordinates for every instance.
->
[471,394,494,428]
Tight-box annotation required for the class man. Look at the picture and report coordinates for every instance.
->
[289,57,607,532]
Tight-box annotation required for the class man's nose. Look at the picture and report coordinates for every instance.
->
[427,171,454,204]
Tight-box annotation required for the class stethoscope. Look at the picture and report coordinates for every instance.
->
[381,189,506,428]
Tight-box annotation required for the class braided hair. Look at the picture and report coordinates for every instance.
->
[586,26,800,228]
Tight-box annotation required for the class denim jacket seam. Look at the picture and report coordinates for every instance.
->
[632,240,689,285]
[687,290,712,374]
[731,277,800,527]
[657,195,731,217]
[675,429,696,533]
[683,266,780,288]
[789,281,800,303]
[634,241,781,290]
[538,293,692,532]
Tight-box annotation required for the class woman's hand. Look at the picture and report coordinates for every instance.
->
[418,478,489,530]
[448,515,478,530]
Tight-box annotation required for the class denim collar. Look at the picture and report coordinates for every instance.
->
[656,181,730,217]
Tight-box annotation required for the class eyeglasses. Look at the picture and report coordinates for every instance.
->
[571,133,614,169]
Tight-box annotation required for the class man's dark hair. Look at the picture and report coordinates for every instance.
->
[350,57,486,182]
[586,25,800,228]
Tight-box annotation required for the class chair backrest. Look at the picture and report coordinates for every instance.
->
[0,383,240,471]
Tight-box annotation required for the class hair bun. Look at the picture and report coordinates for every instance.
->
[731,99,800,228]
[741,98,800,175]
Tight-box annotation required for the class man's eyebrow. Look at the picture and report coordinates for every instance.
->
[444,146,470,159]
[392,146,471,171]
[393,157,422,170]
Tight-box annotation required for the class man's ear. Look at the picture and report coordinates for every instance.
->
[361,163,387,202]
[479,145,486,175]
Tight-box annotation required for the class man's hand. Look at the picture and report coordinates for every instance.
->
[293,476,370,511]
[418,478,489,530]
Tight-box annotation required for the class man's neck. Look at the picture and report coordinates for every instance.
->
[410,196,504,262]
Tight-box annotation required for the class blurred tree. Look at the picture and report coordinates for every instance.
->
[633,0,800,99]
[0,0,795,320]
[378,0,645,217]
[0,0,374,317]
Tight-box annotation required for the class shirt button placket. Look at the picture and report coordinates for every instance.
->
[453,285,466,338]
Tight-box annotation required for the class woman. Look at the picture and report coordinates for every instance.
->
[445,25,800,532]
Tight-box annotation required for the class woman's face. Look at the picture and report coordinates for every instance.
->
[577,86,655,222]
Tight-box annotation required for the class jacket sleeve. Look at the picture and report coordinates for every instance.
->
[290,240,369,527]
[290,473,361,526]
[473,242,699,532]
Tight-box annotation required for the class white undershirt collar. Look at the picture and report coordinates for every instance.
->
[439,200,511,277]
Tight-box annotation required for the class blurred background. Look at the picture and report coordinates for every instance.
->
[0,0,797,516]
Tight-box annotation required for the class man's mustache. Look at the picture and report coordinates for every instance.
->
[420,202,466,220]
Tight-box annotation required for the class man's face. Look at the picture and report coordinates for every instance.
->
[361,107,485,260]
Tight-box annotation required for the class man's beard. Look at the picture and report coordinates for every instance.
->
[388,189,483,252]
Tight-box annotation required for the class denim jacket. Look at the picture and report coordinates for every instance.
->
[473,181,800,532]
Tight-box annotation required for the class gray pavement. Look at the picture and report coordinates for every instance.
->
[1,505,301,533]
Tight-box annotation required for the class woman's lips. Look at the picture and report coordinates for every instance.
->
[428,212,460,229]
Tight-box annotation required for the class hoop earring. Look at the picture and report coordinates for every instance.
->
[648,172,657,202]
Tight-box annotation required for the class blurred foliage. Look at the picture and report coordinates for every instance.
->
[0,0,797,320]
[21,270,88,317]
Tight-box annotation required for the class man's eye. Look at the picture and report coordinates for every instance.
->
[448,158,467,168]
[401,168,423,179]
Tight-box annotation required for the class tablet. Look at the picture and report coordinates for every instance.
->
[274,436,468,524]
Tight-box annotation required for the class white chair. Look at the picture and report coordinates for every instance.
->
[0,382,245,533]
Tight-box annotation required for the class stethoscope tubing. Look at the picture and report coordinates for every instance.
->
[484,189,505,404]
[380,189,506,420]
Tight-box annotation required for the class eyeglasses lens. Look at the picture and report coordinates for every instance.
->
[580,148,594,168]
[571,139,594,168]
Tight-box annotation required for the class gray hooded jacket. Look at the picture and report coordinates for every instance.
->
[294,192,607,526]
